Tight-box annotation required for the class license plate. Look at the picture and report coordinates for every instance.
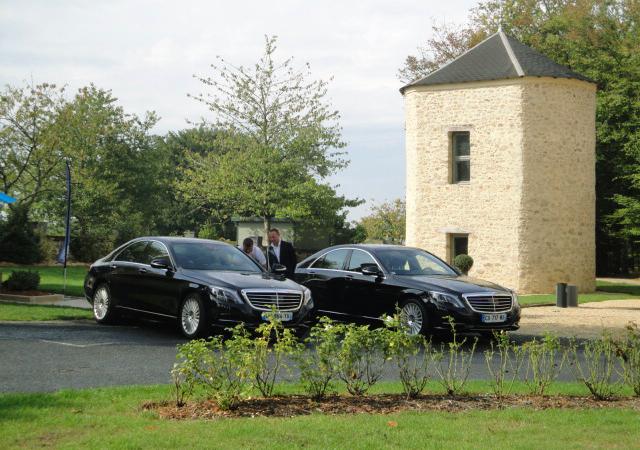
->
[481,313,507,323]
[261,311,293,322]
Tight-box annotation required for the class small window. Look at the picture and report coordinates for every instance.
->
[311,249,350,270]
[449,234,469,263]
[451,132,470,183]
[116,241,149,264]
[347,250,378,272]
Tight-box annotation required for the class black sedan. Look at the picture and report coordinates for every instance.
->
[295,244,520,335]
[84,237,314,338]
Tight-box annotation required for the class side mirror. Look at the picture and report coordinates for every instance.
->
[150,258,172,270]
[361,263,382,277]
[272,263,287,274]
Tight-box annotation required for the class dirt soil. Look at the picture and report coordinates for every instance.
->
[145,394,640,420]
[518,300,640,339]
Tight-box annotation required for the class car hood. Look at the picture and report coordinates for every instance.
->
[394,274,509,295]
[183,270,304,291]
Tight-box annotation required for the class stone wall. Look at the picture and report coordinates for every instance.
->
[519,78,596,293]
[404,77,596,293]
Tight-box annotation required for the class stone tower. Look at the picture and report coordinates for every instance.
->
[402,30,596,294]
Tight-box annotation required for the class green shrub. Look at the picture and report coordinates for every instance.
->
[250,312,299,397]
[0,205,43,264]
[615,322,640,397]
[383,313,434,399]
[484,331,525,398]
[433,318,477,396]
[336,323,389,396]
[522,334,566,396]
[570,333,621,400]
[3,270,41,291]
[295,316,342,400]
[453,254,473,274]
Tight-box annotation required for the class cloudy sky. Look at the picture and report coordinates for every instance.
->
[0,0,476,220]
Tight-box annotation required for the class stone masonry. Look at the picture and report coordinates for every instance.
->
[404,77,596,294]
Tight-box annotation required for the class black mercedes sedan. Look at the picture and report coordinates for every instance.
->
[84,237,314,338]
[295,244,520,336]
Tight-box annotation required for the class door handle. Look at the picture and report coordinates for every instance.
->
[308,271,316,275]
[110,264,117,269]
[345,274,354,281]
[138,267,148,274]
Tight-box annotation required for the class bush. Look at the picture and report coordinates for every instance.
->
[3,270,40,291]
[383,314,434,399]
[295,317,342,400]
[453,254,473,274]
[0,205,42,264]
[615,322,640,397]
[484,331,525,398]
[522,334,566,396]
[433,318,477,395]
[336,323,389,396]
[570,333,621,400]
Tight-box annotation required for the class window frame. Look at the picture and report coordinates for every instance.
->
[448,233,469,264]
[450,131,470,184]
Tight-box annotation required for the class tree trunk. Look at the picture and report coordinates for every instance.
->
[263,215,271,246]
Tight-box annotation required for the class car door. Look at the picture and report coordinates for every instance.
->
[343,249,404,321]
[302,248,351,319]
[109,240,150,309]
[134,240,181,317]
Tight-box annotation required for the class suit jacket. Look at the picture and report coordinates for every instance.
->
[267,240,297,278]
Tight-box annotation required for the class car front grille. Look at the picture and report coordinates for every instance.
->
[241,289,303,312]
[463,294,513,313]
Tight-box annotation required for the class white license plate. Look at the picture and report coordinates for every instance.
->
[261,311,293,322]
[481,313,507,323]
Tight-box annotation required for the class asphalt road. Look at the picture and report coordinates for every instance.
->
[0,319,588,393]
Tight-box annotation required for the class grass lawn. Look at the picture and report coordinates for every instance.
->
[519,280,640,306]
[1,382,638,449]
[0,265,88,297]
[0,302,92,321]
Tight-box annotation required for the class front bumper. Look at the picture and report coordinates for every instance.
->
[206,296,315,330]
[425,298,521,332]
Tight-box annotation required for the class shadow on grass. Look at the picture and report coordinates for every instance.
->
[597,283,640,296]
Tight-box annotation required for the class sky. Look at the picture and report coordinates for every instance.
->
[0,0,477,221]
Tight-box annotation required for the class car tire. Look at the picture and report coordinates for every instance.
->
[399,298,429,336]
[92,283,118,324]
[179,293,208,339]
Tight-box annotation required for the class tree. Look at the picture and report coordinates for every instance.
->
[185,35,350,238]
[399,0,640,274]
[358,199,406,244]
[0,83,67,210]
[0,204,42,264]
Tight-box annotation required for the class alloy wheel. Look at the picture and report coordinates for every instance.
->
[401,302,424,336]
[181,297,201,336]
[93,286,110,320]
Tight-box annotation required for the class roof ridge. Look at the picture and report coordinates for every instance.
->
[499,30,524,77]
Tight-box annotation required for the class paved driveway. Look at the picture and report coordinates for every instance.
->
[0,319,589,393]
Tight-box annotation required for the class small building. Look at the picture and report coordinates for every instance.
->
[401,30,596,294]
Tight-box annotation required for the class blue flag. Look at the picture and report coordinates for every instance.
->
[0,192,16,204]
[56,162,72,267]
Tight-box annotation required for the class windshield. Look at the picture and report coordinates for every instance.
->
[170,242,263,272]
[375,248,457,276]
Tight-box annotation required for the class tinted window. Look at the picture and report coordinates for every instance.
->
[376,248,457,276]
[116,241,149,264]
[311,249,349,270]
[171,242,262,272]
[147,241,170,263]
[347,250,378,272]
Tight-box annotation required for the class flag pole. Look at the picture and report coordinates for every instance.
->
[62,160,71,297]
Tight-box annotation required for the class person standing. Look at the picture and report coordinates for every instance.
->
[238,237,266,267]
[267,228,297,278]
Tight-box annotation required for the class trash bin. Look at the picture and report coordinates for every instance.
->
[566,285,578,307]
[556,283,567,308]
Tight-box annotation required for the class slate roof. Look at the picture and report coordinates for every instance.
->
[400,30,593,93]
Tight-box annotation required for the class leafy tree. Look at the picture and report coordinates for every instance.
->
[359,199,406,244]
[0,83,67,210]
[399,0,640,273]
[0,204,42,264]
[184,35,350,238]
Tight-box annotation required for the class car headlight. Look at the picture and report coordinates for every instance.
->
[511,290,519,306]
[209,286,243,305]
[427,291,465,309]
[302,287,314,308]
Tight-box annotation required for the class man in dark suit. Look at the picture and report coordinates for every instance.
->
[267,228,297,278]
